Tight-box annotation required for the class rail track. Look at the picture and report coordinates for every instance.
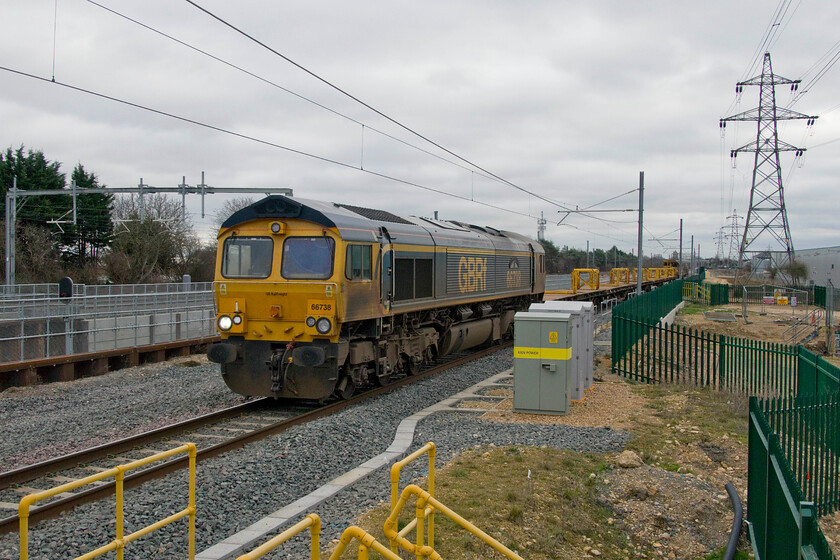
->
[0,341,510,535]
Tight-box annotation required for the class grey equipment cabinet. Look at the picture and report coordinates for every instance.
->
[529,301,595,395]
[513,311,572,415]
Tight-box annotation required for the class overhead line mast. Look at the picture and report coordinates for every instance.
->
[720,52,817,282]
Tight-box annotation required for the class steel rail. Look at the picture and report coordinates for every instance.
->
[0,342,510,536]
[0,399,270,490]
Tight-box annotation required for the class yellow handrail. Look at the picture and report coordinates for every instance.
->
[389,442,435,553]
[571,269,599,292]
[329,526,407,560]
[609,268,630,285]
[18,443,197,560]
[384,484,525,560]
[236,514,321,560]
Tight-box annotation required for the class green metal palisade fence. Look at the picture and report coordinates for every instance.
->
[799,348,840,397]
[757,394,840,515]
[749,396,838,560]
[612,316,799,397]
[610,275,840,560]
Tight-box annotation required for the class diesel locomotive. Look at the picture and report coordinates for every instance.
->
[207,195,545,400]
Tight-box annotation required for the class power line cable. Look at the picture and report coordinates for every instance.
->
[184,0,572,211]
[739,0,783,81]
[723,0,794,116]
[0,65,539,222]
[787,41,840,108]
[809,136,840,149]
[83,0,506,188]
[764,0,800,55]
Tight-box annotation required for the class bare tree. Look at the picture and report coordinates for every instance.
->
[15,224,66,283]
[213,196,255,230]
[104,194,200,283]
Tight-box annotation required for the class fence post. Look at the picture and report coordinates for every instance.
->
[799,501,815,553]
[718,334,726,392]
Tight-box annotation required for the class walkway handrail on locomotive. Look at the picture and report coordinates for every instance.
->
[18,443,197,560]
[389,442,436,553]
[384,484,525,560]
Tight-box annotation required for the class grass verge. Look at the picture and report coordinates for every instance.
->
[350,446,630,559]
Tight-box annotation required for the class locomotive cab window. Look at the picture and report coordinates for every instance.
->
[345,244,372,280]
[281,237,335,279]
[221,236,273,279]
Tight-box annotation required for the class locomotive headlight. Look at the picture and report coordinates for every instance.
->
[232,314,243,325]
[306,316,316,327]
[315,317,332,334]
[218,315,233,331]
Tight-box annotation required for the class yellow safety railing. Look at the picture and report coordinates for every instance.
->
[548,267,675,295]
[332,526,406,560]
[389,442,435,553]
[237,442,526,560]
[609,268,630,285]
[237,514,321,560]
[682,282,710,304]
[571,268,600,292]
[384,484,524,560]
[237,515,405,560]
[18,443,197,560]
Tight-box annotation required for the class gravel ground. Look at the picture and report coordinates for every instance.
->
[0,356,247,470]
[0,337,631,560]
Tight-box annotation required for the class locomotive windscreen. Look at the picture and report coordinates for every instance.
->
[281,237,335,279]
[221,237,273,279]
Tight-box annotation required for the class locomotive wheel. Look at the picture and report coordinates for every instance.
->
[334,377,355,400]
[371,367,391,387]
[402,354,421,376]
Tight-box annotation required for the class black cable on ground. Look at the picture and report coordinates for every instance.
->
[724,482,744,560]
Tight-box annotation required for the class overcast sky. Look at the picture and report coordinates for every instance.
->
[1,1,838,260]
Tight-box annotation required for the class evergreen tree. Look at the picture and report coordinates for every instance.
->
[0,146,116,282]
[0,146,70,225]
[61,165,114,268]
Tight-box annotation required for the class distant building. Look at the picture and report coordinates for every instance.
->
[796,246,840,285]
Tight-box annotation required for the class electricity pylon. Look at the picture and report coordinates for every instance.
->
[726,210,742,264]
[720,52,817,282]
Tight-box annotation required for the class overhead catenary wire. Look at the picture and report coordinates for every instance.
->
[83,0,505,188]
[183,0,573,213]
[556,188,641,226]
[0,65,537,222]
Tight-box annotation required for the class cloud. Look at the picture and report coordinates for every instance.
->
[0,0,837,257]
